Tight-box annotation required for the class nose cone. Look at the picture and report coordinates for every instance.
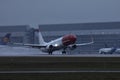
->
[62,34,77,46]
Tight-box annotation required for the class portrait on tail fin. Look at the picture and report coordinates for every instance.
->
[0,33,11,45]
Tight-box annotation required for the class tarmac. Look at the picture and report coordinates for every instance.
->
[1,47,120,80]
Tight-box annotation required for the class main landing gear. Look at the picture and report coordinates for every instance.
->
[62,50,66,54]
[62,47,67,54]
[49,51,66,55]
[48,46,67,55]
[48,51,53,55]
[48,45,53,55]
[62,47,66,54]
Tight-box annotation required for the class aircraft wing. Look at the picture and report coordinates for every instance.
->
[14,43,46,48]
[75,41,94,46]
[67,41,94,50]
[75,37,94,46]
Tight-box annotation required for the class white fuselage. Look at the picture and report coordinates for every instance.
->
[40,37,64,52]
[99,47,116,54]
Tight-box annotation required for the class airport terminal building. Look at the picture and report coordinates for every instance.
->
[0,25,35,44]
[0,22,120,54]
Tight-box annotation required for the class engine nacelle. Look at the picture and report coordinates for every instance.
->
[69,45,77,50]
[46,45,53,50]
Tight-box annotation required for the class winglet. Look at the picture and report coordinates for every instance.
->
[91,36,94,43]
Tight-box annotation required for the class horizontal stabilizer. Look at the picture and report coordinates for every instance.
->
[14,43,46,48]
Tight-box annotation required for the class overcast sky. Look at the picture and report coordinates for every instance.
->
[0,0,120,27]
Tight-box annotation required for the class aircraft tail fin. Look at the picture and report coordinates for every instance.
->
[38,31,46,45]
[1,33,11,45]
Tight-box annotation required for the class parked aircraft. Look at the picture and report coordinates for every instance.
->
[99,43,117,54]
[0,33,11,47]
[99,47,116,54]
[15,31,94,55]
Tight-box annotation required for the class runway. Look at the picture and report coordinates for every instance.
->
[1,47,120,79]
[1,46,120,57]
[0,55,120,80]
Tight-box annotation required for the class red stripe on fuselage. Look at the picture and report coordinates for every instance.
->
[62,34,77,46]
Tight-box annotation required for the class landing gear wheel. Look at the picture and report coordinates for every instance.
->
[49,51,52,55]
[48,45,53,55]
[62,51,66,54]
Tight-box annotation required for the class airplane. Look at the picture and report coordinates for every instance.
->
[99,43,117,54]
[99,47,116,54]
[99,47,120,54]
[0,33,11,46]
[15,30,94,55]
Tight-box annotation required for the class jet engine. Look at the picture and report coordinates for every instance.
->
[46,45,54,50]
[68,45,77,50]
